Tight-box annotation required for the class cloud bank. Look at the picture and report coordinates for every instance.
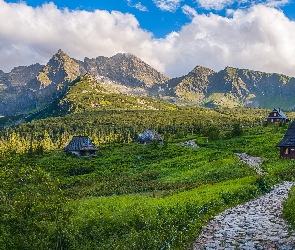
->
[0,0,164,73]
[155,4,295,77]
[1,0,295,79]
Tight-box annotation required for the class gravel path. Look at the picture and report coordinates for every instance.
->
[235,153,265,175]
[193,182,295,250]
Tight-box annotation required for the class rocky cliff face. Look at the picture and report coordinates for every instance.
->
[0,63,44,116]
[29,49,80,90]
[78,53,169,88]
[0,64,44,88]
[0,50,82,116]
[9,64,45,87]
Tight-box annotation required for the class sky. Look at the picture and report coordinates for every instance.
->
[1,0,295,78]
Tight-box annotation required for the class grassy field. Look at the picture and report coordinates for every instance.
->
[1,108,295,249]
[283,186,295,229]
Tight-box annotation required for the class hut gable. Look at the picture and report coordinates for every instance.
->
[276,121,295,158]
[267,108,289,123]
[64,136,99,157]
[136,130,163,144]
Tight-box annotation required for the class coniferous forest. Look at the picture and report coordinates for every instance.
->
[1,106,295,249]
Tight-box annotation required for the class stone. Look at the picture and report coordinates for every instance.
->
[193,182,295,250]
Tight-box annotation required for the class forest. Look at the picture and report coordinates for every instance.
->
[1,106,295,249]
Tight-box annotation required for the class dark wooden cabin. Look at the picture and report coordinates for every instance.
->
[136,130,163,145]
[276,121,295,158]
[267,108,290,123]
[63,136,99,157]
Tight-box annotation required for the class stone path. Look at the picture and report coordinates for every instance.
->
[235,153,265,175]
[193,182,295,250]
[176,139,199,148]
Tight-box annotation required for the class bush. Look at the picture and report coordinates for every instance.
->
[255,176,272,193]
[0,164,71,249]
[276,165,295,181]
[231,123,243,137]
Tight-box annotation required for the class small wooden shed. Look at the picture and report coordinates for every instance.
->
[276,121,295,158]
[63,136,99,157]
[136,130,163,145]
[267,108,290,123]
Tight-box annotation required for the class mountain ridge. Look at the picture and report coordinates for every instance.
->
[1,49,295,117]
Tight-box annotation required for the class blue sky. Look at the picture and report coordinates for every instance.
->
[1,0,295,77]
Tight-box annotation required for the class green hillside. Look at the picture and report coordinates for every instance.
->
[59,73,176,113]
[1,107,295,249]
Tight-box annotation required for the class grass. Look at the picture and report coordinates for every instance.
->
[283,186,295,229]
[1,115,295,249]
[36,139,257,199]
[66,176,261,250]
[24,123,293,248]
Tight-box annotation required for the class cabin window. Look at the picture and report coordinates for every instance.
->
[274,113,277,116]
[271,119,273,122]
[284,148,290,155]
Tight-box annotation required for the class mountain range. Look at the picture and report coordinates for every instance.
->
[1,49,295,117]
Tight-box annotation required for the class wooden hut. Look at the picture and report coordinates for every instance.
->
[136,130,163,145]
[276,121,295,158]
[63,136,99,157]
[267,108,290,123]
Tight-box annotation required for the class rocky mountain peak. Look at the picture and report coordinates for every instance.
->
[80,52,169,88]
[56,49,67,57]
[30,49,80,90]
[189,65,215,78]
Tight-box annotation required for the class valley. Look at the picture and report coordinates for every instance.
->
[1,51,295,249]
[1,104,295,249]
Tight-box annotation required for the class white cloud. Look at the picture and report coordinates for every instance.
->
[1,1,295,80]
[0,0,164,72]
[152,0,183,12]
[265,0,291,7]
[126,0,148,11]
[134,3,148,11]
[154,5,295,77]
[182,5,198,19]
[195,0,291,10]
[195,0,236,10]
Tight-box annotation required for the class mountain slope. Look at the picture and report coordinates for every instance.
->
[22,72,177,122]
[59,73,177,113]
[0,50,171,117]
[2,49,295,117]
[162,66,295,109]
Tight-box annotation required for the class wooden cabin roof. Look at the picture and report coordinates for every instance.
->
[136,130,163,142]
[276,121,295,147]
[64,136,99,151]
[267,108,288,119]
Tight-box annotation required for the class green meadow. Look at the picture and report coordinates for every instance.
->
[0,107,295,249]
